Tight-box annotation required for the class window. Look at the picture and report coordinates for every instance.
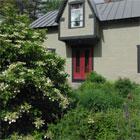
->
[70,3,84,28]
[47,48,56,53]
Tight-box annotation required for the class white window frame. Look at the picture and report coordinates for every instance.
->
[70,3,84,28]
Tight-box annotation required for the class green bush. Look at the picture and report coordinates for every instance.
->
[114,78,136,97]
[124,86,140,109]
[0,5,71,139]
[94,109,140,140]
[46,107,93,140]
[87,72,106,84]
[47,108,140,140]
[76,82,123,111]
[47,74,140,140]
[5,131,44,140]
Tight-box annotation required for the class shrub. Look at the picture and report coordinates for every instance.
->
[76,82,123,111]
[46,107,93,140]
[47,108,140,140]
[46,74,140,140]
[114,78,136,97]
[94,109,140,140]
[87,72,106,84]
[121,86,140,111]
[0,5,71,139]
[5,131,44,140]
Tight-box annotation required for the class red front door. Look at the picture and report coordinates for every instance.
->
[72,47,93,81]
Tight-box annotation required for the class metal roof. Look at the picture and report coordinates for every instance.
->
[30,10,58,28]
[95,0,140,21]
[30,0,140,28]
[55,0,68,23]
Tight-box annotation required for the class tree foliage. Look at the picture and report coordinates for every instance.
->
[0,0,62,19]
[0,4,70,139]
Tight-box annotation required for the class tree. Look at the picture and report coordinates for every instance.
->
[28,0,62,18]
[25,0,62,19]
[0,4,70,139]
[0,0,62,20]
[24,0,62,19]
[45,0,62,12]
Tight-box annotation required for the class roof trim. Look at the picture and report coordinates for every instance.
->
[31,0,140,28]
[55,0,68,23]
[88,0,99,18]
[55,0,98,23]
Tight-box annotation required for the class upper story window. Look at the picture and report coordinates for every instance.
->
[70,3,84,28]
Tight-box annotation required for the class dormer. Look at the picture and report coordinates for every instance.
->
[56,0,99,42]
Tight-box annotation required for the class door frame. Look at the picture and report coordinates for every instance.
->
[72,46,93,82]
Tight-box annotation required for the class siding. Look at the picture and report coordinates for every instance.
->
[60,0,95,39]
[94,21,140,83]
[43,29,73,85]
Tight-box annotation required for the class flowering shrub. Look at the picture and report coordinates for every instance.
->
[0,5,70,139]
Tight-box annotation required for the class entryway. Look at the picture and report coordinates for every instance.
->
[72,47,93,81]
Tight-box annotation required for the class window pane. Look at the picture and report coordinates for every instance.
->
[71,3,83,28]
[47,48,56,53]
[76,50,80,73]
[80,21,83,27]
[71,9,81,22]
[71,21,80,27]
[85,49,90,72]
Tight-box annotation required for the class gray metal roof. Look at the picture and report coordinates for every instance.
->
[95,0,140,21]
[30,10,58,28]
[31,0,140,28]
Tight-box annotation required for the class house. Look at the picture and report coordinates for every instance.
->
[30,0,140,87]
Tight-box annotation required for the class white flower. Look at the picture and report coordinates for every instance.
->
[4,117,8,122]
[11,119,16,123]
[88,118,95,124]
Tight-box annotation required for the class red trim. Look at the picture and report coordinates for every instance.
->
[72,47,93,80]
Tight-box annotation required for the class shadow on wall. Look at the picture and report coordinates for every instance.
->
[47,26,59,34]
[102,19,140,31]
[100,18,140,44]
[94,40,102,58]
[66,44,72,58]
[98,18,140,58]
[65,39,103,59]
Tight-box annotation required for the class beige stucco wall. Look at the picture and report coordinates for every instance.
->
[43,29,73,85]
[94,21,140,83]
[60,0,95,38]
[45,21,140,86]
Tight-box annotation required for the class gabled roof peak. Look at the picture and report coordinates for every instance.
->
[55,0,97,23]
[30,0,140,29]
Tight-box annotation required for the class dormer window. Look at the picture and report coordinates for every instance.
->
[70,3,84,28]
